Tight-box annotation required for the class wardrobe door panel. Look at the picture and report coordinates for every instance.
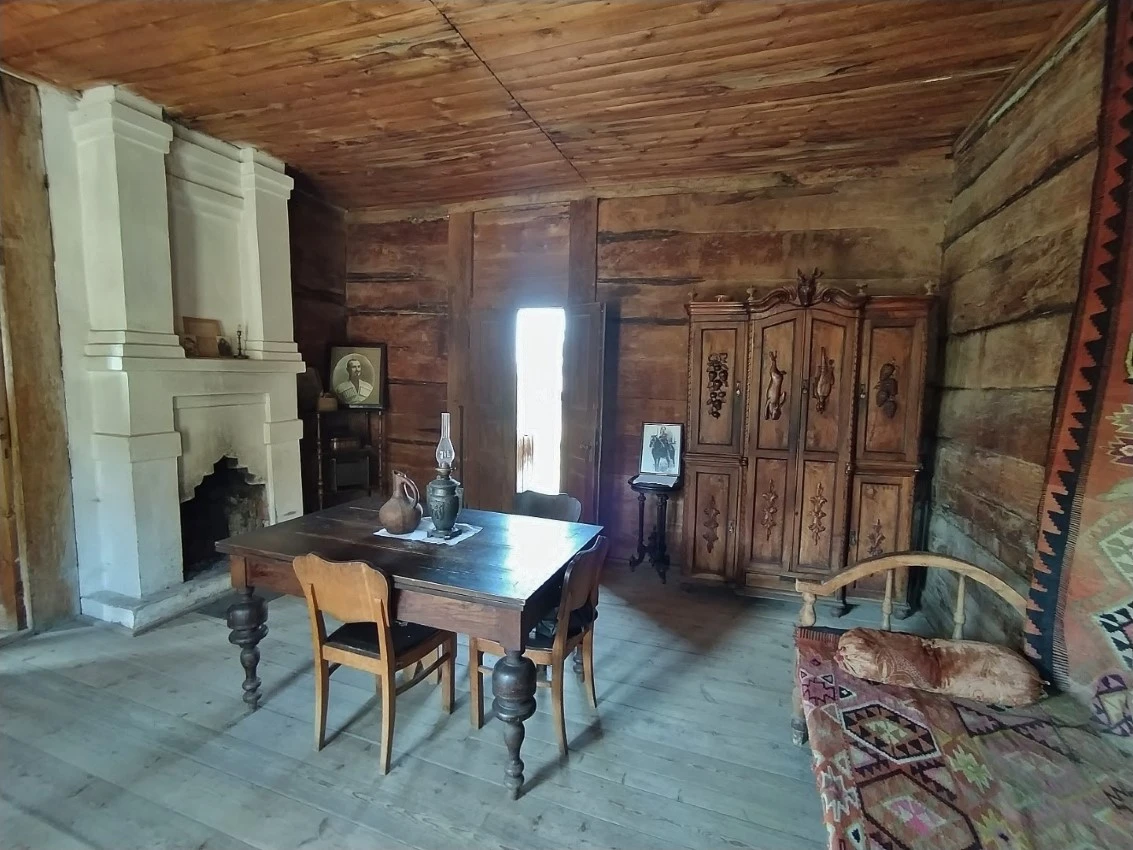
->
[803,317,851,454]
[688,315,748,456]
[681,458,741,583]
[742,309,805,577]
[751,313,802,452]
[744,457,791,574]
[794,460,839,574]
[847,473,914,599]
[857,307,928,466]
[786,307,860,578]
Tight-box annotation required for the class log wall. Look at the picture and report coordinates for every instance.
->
[290,191,346,371]
[597,174,950,559]
[345,217,450,490]
[926,17,1104,643]
[471,204,571,309]
[289,190,346,511]
[343,165,952,561]
[0,73,79,627]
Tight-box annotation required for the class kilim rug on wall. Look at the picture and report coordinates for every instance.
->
[1025,0,1133,735]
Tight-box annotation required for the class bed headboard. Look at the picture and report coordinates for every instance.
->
[795,552,1027,639]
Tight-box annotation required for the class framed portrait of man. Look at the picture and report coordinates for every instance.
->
[329,345,386,408]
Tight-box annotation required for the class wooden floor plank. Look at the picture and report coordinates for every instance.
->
[0,733,261,850]
[0,567,835,849]
[0,796,99,850]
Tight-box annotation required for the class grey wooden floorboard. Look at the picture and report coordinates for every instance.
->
[0,566,835,849]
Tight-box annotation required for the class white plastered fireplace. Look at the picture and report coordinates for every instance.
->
[41,85,304,630]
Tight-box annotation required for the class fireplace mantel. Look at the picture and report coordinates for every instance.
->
[41,85,304,631]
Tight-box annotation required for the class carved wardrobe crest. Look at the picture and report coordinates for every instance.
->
[682,270,935,610]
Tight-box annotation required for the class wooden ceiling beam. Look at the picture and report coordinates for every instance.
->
[346,155,953,223]
[0,0,1070,209]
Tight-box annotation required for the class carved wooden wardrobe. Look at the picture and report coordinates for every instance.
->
[681,271,935,610]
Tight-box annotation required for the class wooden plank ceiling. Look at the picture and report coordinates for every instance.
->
[0,0,1067,211]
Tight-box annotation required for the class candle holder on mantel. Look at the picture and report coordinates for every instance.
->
[425,412,463,538]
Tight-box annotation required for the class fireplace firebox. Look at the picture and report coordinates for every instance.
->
[180,458,267,581]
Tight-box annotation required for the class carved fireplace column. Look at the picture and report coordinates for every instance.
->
[72,87,182,361]
[237,150,301,363]
[70,87,184,603]
[236,151,304,524]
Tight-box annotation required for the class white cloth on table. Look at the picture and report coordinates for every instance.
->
[373,517,482,546]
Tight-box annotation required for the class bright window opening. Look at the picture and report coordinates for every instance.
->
[515,307,566,494]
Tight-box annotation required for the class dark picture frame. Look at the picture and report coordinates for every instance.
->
[329,344,387,409]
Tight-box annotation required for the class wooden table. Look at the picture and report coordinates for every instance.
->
[216,499,602,798]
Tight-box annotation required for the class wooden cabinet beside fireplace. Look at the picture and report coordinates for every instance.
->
[681,276,935,609]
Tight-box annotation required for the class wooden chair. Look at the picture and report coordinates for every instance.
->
[513,490,585,671]
[513,490,582,522]
[469,535,608,756]
[292,553,457,774]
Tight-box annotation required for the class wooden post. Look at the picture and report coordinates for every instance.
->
[881,569,894,630]
[953,574,967,640]
[800,592,817,627]
[567,198,598,304]
[446,212,473,479]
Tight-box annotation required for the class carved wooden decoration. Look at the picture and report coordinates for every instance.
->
[759,479,778,541]
[866,517,886,557]
[745,267,868,313]
[797,267,821,304]
[705,353,729,419]
[875,361,898,418]
[812,347,835,413]
[684,277,933,607]
[702,495,720,553]
[764,351,786,420]
[808,482,827,545]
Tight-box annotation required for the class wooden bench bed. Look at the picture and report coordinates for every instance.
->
[790,553,1133,850]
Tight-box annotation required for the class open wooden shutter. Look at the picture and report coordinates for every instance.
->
[463,309,517,512]
[561,302,606,523]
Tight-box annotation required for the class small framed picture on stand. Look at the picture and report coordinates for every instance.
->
[632,422,682,488]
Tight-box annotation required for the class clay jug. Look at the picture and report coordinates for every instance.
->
[379,471,422,534]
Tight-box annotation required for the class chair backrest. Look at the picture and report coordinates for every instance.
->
[513,490,583,522]
[553,535,608,651]
[293,553,393,661]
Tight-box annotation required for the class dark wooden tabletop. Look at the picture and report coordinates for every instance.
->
[217,498,603,608]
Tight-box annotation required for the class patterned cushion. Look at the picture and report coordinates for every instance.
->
[835,628,940,690]
[836,628,1044,707]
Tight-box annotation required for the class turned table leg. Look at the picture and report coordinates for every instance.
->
[628,491,647,570]
[653,492,670,583]
[227,587,268,709]
[492,649,537,799]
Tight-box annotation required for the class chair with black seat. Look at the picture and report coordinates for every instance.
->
[468,535,608,756]
[292,553,457,774]
[514,489,585,671]
[513,490,582,522]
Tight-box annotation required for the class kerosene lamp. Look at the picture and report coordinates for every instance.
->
[425,412,463,538]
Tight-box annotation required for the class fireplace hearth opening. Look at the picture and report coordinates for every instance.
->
[181,457,267,581]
